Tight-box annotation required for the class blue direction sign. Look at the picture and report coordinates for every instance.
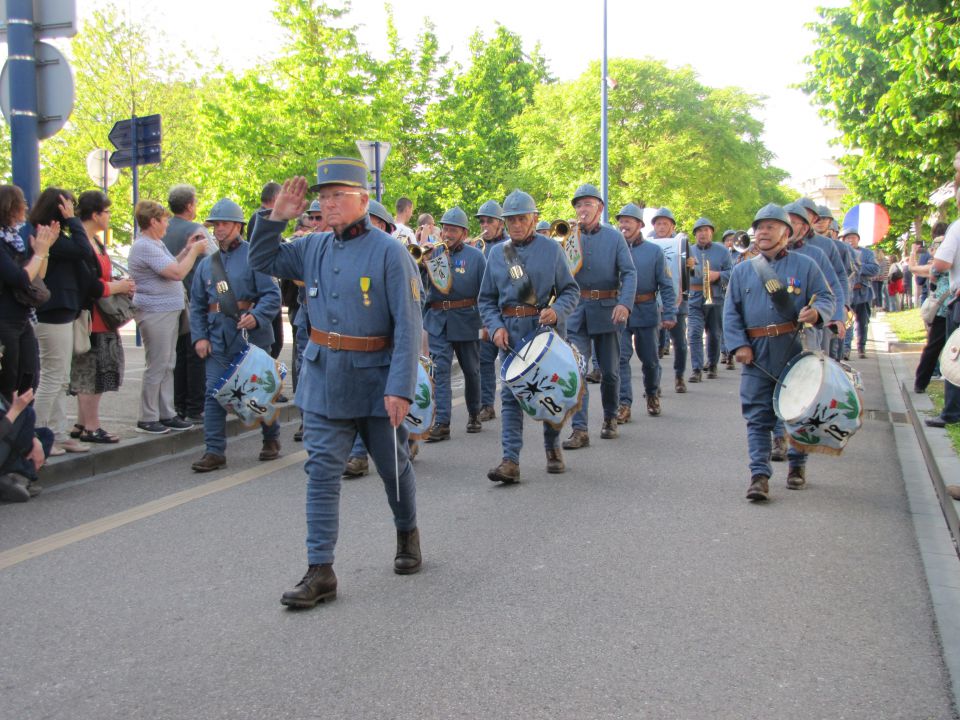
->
[108,114,162,169]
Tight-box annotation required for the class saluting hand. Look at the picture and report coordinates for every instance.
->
[384,395,411,428]
[270,177,309,222]
[611,304,629,325]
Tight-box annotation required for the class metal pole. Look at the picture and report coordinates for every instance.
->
[131,114,139,233]
[374,141,382,203]
[601,0,609,224]
[7,0,40,205]
[101,150,108,195]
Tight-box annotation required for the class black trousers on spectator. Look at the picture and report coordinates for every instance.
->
[915,316,947,391]
[271,312,284,360]
[0,318,38,402]
[173,331,206,418]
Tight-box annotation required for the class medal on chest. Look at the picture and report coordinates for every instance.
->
[360,276,371,307]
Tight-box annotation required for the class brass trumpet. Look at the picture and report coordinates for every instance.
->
[732,231,752,253]
[408,241,435,264]
[703,258,715,306]
[548,219,578,241]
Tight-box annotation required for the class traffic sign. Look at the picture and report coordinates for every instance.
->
[108,114,162,150]
[109,144,162,169]
[0,41,75,140]
[86,149,119,188]
[0,0,77,41]
[356,140,391,173]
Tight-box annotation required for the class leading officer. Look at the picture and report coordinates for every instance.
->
[478,190,580,482]
[562,184,636,448]
[248,159,424,609]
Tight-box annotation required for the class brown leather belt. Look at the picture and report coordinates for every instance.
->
[309,329,390,351]
[429,298,477,311]
[501,305,539,318]
[208,300,254,313]
[690,284,704,292]
[580,289,619,300]
[746,321,799,339]
[853,283,863,290]
[634,292,656,303]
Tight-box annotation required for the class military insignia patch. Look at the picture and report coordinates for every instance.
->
[411,278,420,301]
[216,280,229,294]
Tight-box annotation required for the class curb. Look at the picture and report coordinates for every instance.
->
[39,404,302,489]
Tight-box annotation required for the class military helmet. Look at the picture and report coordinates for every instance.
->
[839,227,860,239]
[440,206,469,230]
[692,217,715,232]
[751,203,792,231]
[308,199,322,214]
[830,219,840,232]
[783,201,811,223]
[476,199,504,220]
[502,190,538,217]
[615,203,645,224]
[205,198,245,224]
[795,196,820,218]
[571,183,604,206]
[652,207,676,224]
[309,156,368,191]
[722,229,737,240]
[816,204,834,220]
[367,200,396,233]
[536,220,551,231]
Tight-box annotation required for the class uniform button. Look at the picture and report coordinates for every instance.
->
[331,318,339,325]
[331,292,338,298]
[333,268,340,273]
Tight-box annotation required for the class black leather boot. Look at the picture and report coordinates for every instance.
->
[281,564,337,608]
[395,528,422,575]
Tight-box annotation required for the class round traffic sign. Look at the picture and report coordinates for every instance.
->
[86,149,120,188]
[0,41,75,140]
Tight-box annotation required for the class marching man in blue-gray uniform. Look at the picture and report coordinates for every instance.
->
[561,184,636,448]
[475,200,510,422]
[841,227,881,359]
[188,199,283,473]
[650,208,691,392]
[423,207,486,442]
[615,203,676,422]
[248,158,424,609]
[478,190,580,483]
[723,204,834,501]
[687,217,732,383]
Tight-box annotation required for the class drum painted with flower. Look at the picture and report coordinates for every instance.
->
[404,356,435,439]
[211,344,288,427]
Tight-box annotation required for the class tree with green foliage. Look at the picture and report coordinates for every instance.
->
[802,0,960,241]
[511,58,787,230]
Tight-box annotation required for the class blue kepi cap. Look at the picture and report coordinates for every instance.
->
[310,156,369,192]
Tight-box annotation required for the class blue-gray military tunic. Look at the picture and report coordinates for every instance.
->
[620,238,676,404]
[567,224,637,429]
[651,233,690,378]
[478,234,580,464]
[189,240,282,457]
[688,241,732,372]
[248,214,422,566]
[723,250,834,479]
[423,243,486,424]
[479,232,510,408]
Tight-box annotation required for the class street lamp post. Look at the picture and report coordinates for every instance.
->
[601,0,609,224]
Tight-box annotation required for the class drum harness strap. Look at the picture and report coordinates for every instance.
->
[502,240,539,310]
[210,251,242,321]
[745,253,805,386]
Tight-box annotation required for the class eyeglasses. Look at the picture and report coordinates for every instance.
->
[317,190,362,204]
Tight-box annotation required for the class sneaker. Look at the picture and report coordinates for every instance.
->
[137,421,171,435]
[160,417,194,431]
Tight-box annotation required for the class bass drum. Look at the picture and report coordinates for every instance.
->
[501,327,585,431]
[773,351,863,455]
[404,356,435,440]
[211,343,288,427]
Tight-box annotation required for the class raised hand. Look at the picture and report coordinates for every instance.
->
[270,177,309,221]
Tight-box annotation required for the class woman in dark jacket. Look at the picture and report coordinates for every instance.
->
[0,185,58,402]
[29,188,98,455]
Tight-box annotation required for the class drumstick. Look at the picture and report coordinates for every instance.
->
[751,360,786,387]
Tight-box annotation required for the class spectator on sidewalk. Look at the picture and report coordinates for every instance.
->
[873,248,889,310]
[910,237,949,393]
[926,188,960,428]
[0,388,52,502]
[31,188,97,456]
[887,254,904,312]
[161,184,210,423]
[69,191,135,444]
[129,200,206,435]
[0,185,57,402]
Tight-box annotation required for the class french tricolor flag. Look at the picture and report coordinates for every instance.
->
[841,202,890,246]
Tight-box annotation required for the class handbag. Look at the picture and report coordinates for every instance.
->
[920,293,945,325]
[11,274,51,307]
[940,327,960,387]
[73,310,91,355]
[96,293,135,330]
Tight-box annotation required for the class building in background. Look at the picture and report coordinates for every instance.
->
[796,159,849,217]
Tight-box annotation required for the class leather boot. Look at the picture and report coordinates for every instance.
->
[281,563,337,608]
[487,459,519,484]
[425,423,450,443]
[395,528,422,574]
[294,423,304,442]
[342,456,369,478]
[616,404,631,424]
[478,405,497,422]
[562,429,590,450]
[706,365,718,379]
[465,415,482,433]
[546,448,565,474]
[688,369,702,383]
[585,368,602,384]
[600,418,618,439]
[787,466,807,490]
[746,474,770,502]
[191,453,226,473]
[646,394,661,416]
[675,376,687,393]
[771,436,787,462]
[259,438,281,461]
[726,356,736,370]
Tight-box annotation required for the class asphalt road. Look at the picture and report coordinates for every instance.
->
[0,348,954,719]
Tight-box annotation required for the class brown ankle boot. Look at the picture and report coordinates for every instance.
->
[487,459,520,484]
[562,429,590,449]
[616,404,631,424]
[546,448,565,474]
[394,528,422,575]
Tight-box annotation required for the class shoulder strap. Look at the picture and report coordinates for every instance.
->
[749,253,796,319]
[502,241,538,307]
[209,251,241,320]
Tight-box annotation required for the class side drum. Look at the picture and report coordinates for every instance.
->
[211,344,287,427]
[404,356,435,440]
[773,351,863,455]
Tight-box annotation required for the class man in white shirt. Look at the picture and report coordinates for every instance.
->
[393,197,417,245]
[927,185,960,427]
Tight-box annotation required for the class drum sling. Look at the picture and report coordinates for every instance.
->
[502,240,538,308]
[210,251,242,321]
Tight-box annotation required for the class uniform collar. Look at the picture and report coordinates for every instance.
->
[582,223,602,236]
[628,235,644,247]
[218,237,242,253]
[335,216,370,242]
[511,234,536,248]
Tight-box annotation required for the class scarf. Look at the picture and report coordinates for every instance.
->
[2,224,37,324]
